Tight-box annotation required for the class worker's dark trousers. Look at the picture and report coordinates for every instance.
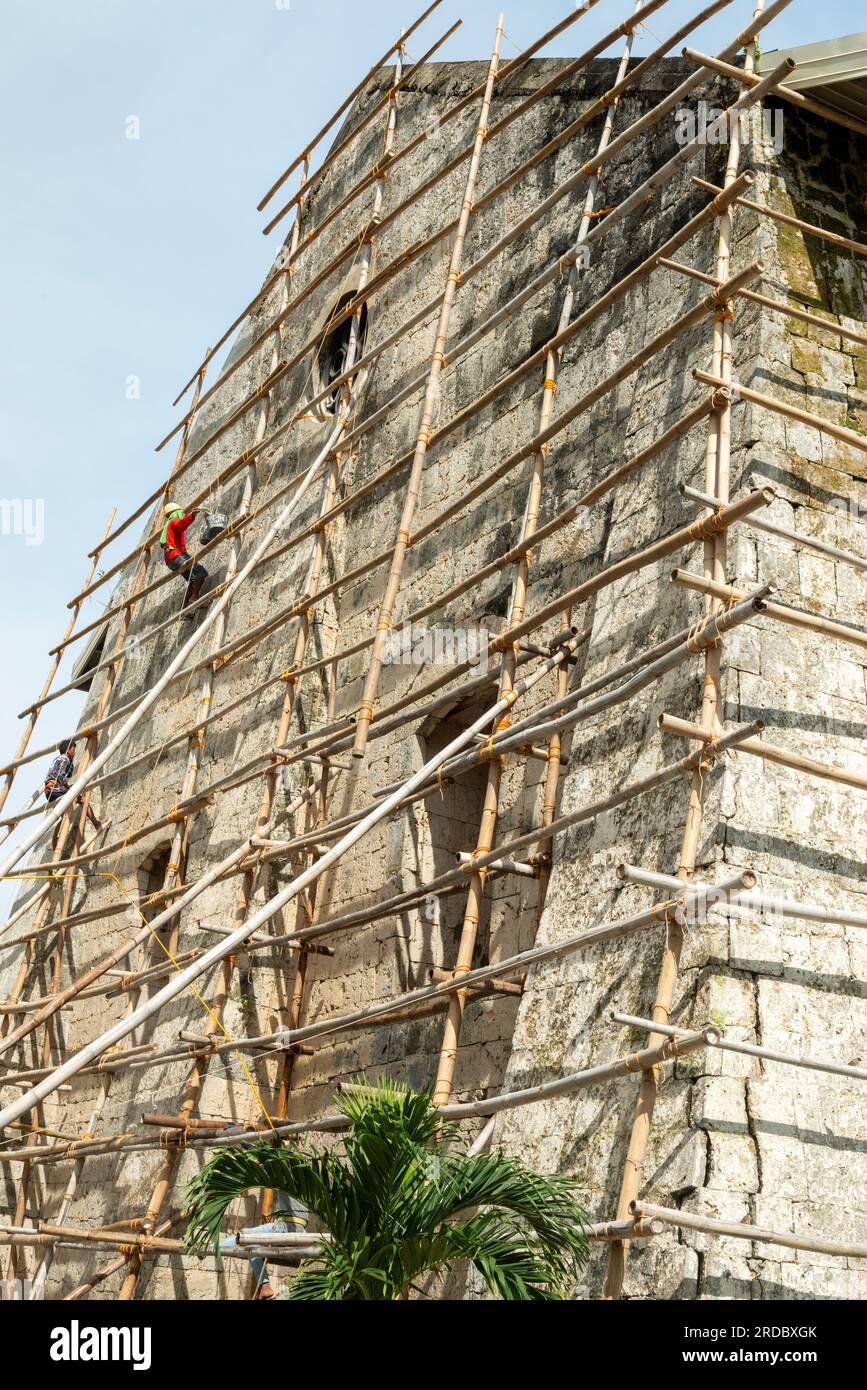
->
[166,554,207,584]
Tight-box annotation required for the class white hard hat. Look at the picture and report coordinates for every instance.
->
[164,503,183,517]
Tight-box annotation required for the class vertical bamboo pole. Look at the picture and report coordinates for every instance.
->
[0,509,116,822]
[433,8,641,1106]
[602,5,761,1300]
[351,15,505,759]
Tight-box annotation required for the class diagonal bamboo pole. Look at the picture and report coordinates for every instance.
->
[0,509,115,822]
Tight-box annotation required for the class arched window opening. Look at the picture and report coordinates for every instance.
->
[314,293,368,415]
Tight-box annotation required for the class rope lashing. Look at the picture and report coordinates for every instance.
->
[543,378,558,393]
[587,206,615,218]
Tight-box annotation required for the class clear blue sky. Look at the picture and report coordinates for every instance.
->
[0,0,860,906]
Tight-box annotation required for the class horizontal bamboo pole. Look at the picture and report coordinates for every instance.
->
[671,569,867,651]
[693,176,867,257]
[631,1201,867,1260]
[435,1028,718,1119]
[590,1216,667,1241]
[679,482,867,572]
[660,255,867,348]
[695,368,867,454]
[660,711,867,793]
[618,862,867,930]
[611,1011,867,1083]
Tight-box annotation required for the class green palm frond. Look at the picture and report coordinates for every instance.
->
[184,1078,590,1301]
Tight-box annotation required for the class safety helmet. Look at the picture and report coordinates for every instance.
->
[164,503,183,517]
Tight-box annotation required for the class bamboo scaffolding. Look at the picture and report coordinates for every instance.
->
[618,862,867,930]
[611,1011,867,1083]
[0,636,600,1131]
[683,46,867,138]
[603,16,761,1295]
[158,16,470,453]
[660,711,867,793]
[695,368,867,455]
[6,487,772,882]
[118,59,414,1305]
[671,568,867,650]
[692,178,867,257]
[35,164,755,675]
[161,0,700,452]
[138,22,789,539]
[433,0,660,1106]
[0,375,372,883]
[256,0,445,212]
[679,482,867,571]
[0,366,210,1295]
[0,509,115,821]
[631,1201,867,1260]
[65,7,790,629]
[10,1,856,1300]
[259,0,608,238]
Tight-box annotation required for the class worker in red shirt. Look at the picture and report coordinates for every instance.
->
[160,505,208,610]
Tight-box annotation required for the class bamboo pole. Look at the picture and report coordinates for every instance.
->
[671,568,867,650]
[351,17,504,759]
[660,256,867,349]
[0,508,115,820]
[611,1011,867,1083]
[692,179,867,257]
[660,710,867,793]
[683,46,867,139]
[603,17,761,1295]
[618,861,867,930]
[631,1201,867,1260]
[433,1,648,1106]
[679,482,867,571]
[695,368,867,455]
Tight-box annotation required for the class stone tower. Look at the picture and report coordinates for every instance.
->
[1,4,866,1302]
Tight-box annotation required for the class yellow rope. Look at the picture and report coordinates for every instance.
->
[1,868,276,1134]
